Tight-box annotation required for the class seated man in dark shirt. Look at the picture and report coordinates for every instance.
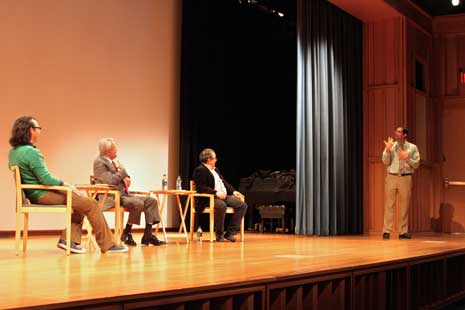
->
[192,148,247,242]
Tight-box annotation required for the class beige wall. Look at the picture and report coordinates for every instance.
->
[0,0,182,230]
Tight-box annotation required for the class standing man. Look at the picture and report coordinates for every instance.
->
[192,148,247,242]
[382,127,420,239]
[93,138,165,246]
[8,116,127,254]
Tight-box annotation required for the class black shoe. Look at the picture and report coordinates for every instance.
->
[121,232,137,246]
[141,234,166,246]
[216,232,225,242]
[224,233,237,242]
[399,233,412,239]
[382,232,390,239]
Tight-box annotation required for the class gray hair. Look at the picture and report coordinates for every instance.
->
[98,137,116,156]
[199,148,216,163]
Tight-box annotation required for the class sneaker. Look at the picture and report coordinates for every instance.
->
[104,245,128,253]
[382,232,390,240]
[57,239,87,254]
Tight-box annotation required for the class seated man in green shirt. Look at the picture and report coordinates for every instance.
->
[8,116,127,254]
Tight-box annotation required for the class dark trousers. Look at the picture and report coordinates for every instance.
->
[214,195,247,235]
[121,195,160,225]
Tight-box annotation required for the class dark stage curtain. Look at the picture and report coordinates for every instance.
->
[296,0,363,235]
[179,0,296,191]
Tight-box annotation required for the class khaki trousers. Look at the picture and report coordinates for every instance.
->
[383,174,412,235]
[36,191,115,251]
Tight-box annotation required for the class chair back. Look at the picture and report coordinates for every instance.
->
[10,165,27,212]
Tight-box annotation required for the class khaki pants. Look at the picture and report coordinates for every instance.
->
[383,174,412,235]
[36,191,115,251]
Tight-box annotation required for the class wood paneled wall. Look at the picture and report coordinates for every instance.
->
[406,20,437,233]
[363,17,407,233]
[363,3,465,233]
[433,14,465,232]
[363,2,440,233]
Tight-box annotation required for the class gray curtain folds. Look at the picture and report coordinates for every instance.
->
[296,0,363,235]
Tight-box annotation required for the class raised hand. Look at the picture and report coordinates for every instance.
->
[384,137,394,152]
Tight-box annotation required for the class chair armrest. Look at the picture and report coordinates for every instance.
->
[191,193,214,198]
[20,184,72,192]
[94,183,119,190]
[129,190,150,196]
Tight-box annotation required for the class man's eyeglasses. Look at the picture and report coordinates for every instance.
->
[32,126,42,130]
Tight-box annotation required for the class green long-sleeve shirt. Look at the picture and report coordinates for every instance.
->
[8,145,63,202]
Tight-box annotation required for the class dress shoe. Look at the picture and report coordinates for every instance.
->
[382,232,390,239]
[121,231,137,246]
[399,233,412,239]
[224,233,236,242]
[141,234,167,246]
[216,232,225,242]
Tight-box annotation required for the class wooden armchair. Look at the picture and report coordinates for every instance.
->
[85,176,152,248]
[11,165,72,255]
[189,181,245,242]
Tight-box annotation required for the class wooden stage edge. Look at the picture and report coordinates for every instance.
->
[3,232,465,309]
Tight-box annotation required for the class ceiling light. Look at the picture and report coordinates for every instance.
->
[452,0,460,7]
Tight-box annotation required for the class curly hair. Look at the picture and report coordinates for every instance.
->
[9,116,35,147]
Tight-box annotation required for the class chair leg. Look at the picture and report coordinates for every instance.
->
[66,214,71,256]
[189,210,195,242]
[114,211,120,245]
[241,217,245,242]
[85,218,98,252]
[209,210,214,242]
[23,213,29,252]
[15,212,21,255]
[119,210,124,244]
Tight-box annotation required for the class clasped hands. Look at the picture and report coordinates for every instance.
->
[215,191,243,200]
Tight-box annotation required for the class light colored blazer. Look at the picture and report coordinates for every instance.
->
[93,156,129,209]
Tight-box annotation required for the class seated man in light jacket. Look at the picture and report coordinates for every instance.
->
[93,138,165,246]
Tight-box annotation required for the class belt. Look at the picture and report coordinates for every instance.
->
[389,173,412,177]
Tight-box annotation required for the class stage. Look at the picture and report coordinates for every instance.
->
[2,233,465,309]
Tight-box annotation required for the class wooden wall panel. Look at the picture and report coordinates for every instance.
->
[364,17,406,233]
[405,20,435,233]
[363,7,438,233]
[445,35,459,96]
[433,15,465,232]
[384,0,432,34]
[366,19,403,86]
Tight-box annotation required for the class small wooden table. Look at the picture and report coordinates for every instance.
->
[150,190,195,243]
[75,184,113,250]
[76,184,112,206]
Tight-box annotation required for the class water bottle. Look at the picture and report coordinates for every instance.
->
[197,226,203,242]
[176,176,182,190]
[162,174,168,190]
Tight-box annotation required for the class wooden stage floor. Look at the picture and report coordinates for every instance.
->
[2,232,465,309]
